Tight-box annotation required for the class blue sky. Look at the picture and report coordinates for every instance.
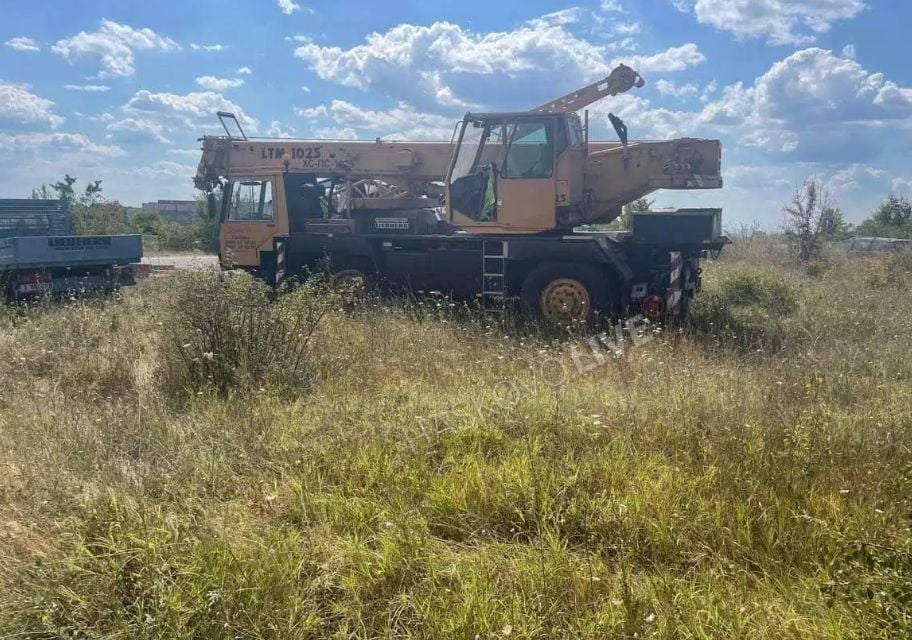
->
[1,0,910,227]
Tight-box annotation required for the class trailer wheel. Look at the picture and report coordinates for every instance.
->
[520,262,612,323]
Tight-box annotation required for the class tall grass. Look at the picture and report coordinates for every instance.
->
[1,239,911,638]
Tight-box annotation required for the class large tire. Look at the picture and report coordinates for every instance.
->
[520,262,614,323]
[330,268,369,291]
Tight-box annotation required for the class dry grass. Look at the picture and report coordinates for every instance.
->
[1,239,911,638]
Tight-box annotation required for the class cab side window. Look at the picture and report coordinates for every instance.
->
[502,120,554,179]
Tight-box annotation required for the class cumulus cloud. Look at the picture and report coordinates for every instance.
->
[297,100,454,140]
[826,163,887,194]
[237,66,253,75]
[294,18,704,110]
[51,19,179,78]
[615,43,706,73]
[106,117,171,143]
[5,37,39,52]
[753,48,911,123]
[120,89,258,136]
[195,76,245,91]
[655,79,700,100]
[586,47,912,165]
[0,82,64,129]
[266,121,297,138]
[674,0,866,46]
[276,0,303,14]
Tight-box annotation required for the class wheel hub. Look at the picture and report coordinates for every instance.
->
[540,278,591,322]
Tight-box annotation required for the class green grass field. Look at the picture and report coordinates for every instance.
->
[1,238,911,638]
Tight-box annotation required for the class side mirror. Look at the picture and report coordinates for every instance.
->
[207,192,217,220]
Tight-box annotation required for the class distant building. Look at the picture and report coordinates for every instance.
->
[142,200,198,224]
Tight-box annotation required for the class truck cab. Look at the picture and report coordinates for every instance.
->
[446,112,587,234]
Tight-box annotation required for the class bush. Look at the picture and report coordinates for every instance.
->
[158,272,334,397]
[690,270,800,350]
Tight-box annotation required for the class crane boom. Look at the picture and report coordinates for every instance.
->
[531,64,645,114]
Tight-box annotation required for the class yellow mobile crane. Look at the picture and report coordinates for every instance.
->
[195,65,725,321]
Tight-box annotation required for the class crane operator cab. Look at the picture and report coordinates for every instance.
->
[445,112,587,234]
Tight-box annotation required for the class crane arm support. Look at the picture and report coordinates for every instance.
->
[581,138,723,225]
[531,64,646,114]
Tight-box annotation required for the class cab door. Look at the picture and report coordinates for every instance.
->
[220,177,285,270]
[496,118,557,233]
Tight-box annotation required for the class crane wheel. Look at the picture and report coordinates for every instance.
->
[520,263,612,324]
[330,268,370,297]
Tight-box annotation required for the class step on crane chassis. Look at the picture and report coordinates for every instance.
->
[195,65,726,322]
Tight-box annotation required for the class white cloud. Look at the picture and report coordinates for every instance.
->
[314,126,358,140]
[613,22,642,36]
[600,0,625,11]
[294,18,702,110]
[51,19,179,78]
[527,8,585,28]
[826,163,887,194]
[106,117,171,143]
[5,37,39,52]
[587,46,912,164]
[0,82,64,129]
[297,100,454,140]
[195,76,245,91]
[266,121,297,138]
[237,66,253,75]
[190,43,225,52]
[65,84,111,92]
[121,89,258,135]
[615,43,705,73]
[675,0,866,46]
[0,132,125,157]
[276,0,302,14]
[892,177,911,195]
[750,48,912,128]
[655,79,700,100]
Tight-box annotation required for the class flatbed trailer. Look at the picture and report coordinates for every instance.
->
[269,207,724,321]
[0,200,143,302]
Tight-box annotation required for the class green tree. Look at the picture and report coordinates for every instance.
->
[37,175,127,235]
[820,205,854,241]
[856,195,912,239]
[130,210,163,235]
[782,177,834,263]
[30,185,53,200]
[193,193,220,253]
[50,174,78,206]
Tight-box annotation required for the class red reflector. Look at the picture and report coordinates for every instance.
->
[641,293,666,320]
[17,272,44,284]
